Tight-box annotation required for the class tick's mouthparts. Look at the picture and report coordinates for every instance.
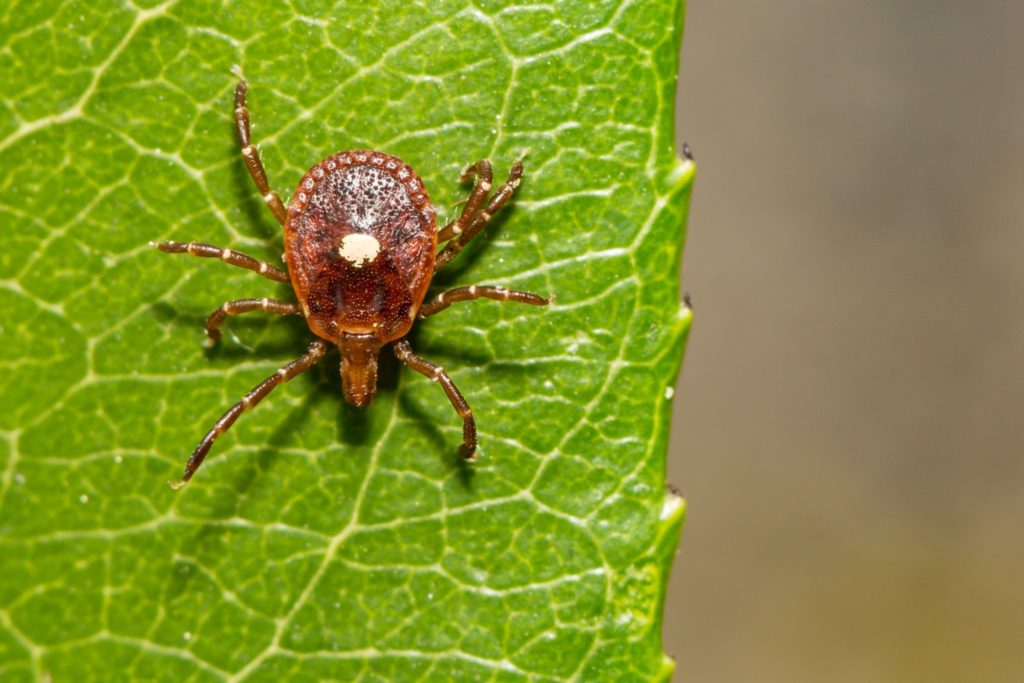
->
[339,332,380,407]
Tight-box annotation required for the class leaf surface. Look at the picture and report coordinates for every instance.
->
[0,1,693,680]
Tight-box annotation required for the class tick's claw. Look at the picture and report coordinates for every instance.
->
[459,445,477,462]
[168,479,187,490]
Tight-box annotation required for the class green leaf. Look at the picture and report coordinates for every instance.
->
[0,0,693,680]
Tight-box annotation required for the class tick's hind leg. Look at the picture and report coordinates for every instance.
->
[204,297,301,346]
[437,160,493,242]
[393,339,477,460]
[234,78,288,225]
[418,285,550,318]
[169,340,329,488]
[151,241,289,283]
[435,158,523,270]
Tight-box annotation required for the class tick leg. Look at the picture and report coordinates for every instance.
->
[169,340,330,489]
[234,79,288,226]
[437,160,493,242]
[205,297,301,346]
[150,240,290,283]
[418,285,550,318]
[435,159,523,270]
[393,339,477,460]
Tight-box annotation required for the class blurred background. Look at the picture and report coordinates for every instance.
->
[665,1,1024,681]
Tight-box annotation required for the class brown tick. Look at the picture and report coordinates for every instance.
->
[153,78,550,488]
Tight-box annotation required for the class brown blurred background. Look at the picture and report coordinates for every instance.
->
[665,2,1024,681]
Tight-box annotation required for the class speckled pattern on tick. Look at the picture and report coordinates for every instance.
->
[152,76,550,488]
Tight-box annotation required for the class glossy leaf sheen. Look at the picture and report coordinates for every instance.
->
[0,1,692,680]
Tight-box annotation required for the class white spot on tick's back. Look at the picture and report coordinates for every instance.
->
[338,233,381,268]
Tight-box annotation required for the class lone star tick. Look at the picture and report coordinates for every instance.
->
[152,77,550,488]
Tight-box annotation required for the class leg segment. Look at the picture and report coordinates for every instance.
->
[393,339,477,460]
[234,79,288,225]
[437,160,493,242]
[418,284,550,318]
[204,297,301,346]
[435,159,523,270]
[150,240,290,283]
[169,340,330,488]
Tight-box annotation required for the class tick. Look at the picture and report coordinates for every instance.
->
[153,77,550,488]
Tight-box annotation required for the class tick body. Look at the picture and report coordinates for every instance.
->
[287,151,436,407]
[153,78,549,488]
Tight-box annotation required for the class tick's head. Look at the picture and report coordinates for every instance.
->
[339,332,381,407]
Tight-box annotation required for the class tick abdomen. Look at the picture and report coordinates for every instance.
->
[285,152,437,344]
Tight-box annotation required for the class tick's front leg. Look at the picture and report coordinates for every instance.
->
[170,340,329,488]
[393,339,477,460]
